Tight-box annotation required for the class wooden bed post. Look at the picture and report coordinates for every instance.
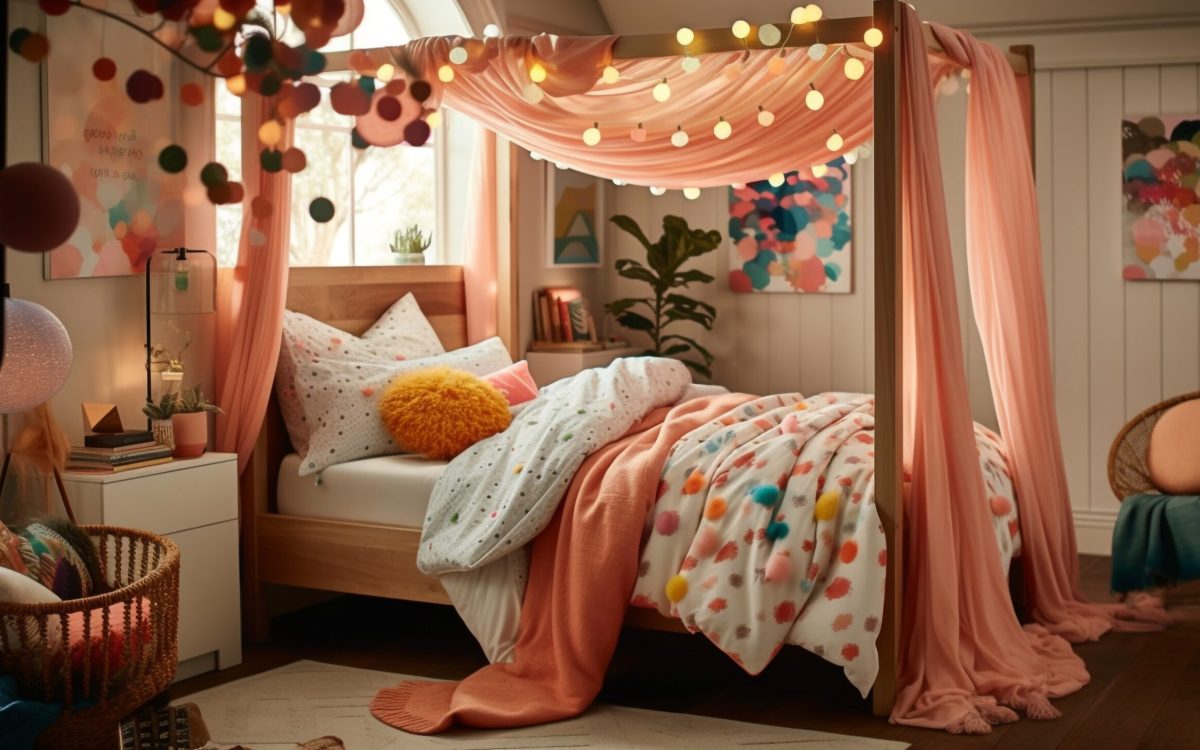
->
[871,0,904,719]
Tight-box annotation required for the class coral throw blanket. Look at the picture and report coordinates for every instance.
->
[371,394,753,733]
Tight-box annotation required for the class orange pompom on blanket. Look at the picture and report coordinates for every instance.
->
[379,366,512,460]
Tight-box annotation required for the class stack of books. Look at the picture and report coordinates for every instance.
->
[531,286,630,352]
[68,430,173,473]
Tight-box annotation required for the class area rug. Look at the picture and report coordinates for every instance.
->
[177,661,907,750]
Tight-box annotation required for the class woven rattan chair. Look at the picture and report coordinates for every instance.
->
[1107,391,1200,502]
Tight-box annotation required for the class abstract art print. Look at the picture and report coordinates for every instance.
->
[728,161,852,294]
[43,10,186,279]
[546,166,602,268]
[1122,115,1200,281]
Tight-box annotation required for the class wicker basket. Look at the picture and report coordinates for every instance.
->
[1107,391,1200,502]
[0,525,180,750]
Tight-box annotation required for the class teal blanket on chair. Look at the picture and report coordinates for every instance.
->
[1111,493,1200,592]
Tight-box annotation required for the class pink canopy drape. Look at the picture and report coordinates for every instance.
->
[353,4,1162,734]
[462,127,499,343]
[215,93,293,473]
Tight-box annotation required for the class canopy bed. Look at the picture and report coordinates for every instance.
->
[227,0,1169,737]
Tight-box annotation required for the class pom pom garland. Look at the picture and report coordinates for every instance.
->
[751,484,780,507]
[765,520,790,541]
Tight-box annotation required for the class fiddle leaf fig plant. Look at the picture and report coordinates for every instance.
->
[606,214,720,378]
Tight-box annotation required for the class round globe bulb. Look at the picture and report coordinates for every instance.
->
[811,164,828,178]
[376,63,395,82]
[807,43,827,61]
[844,57,865,80]
[602,65,620,84]
[449,46,469,65]
[483,23,501,38]
[529,62,547,83]
[683,187,701,200]
[0,298,73,414]
[612,178,626,186]
[731,20,750,39]
[650,186,666,196]
[523,83,544,104]
[864,27,884,47]
[843,150,858,165]
[757,108,775,127]
[257,119,283,146]
[426,110,442,128]
[713,119,732,140]
[630,125,648,142]
[768,172,786,187]
[805,88,824,110]
[226,74,246,96]
[805,3,823,22]
[681,56,701,73]
[676,27,695,46]
[758,23,782,46]
[437,64,455,83]
[767,56,787,75]
[790,7,806,24]
[652,80,671,102]
[671,129,689,148]
[826,132,844,151]
[529,151,543,161]
[583,126,602,146]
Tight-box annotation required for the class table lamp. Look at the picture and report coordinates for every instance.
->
[144,248,216,405]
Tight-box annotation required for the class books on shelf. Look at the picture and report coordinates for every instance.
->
[83,430,154,448]
[67,443,174,473]
[532,286,609,348]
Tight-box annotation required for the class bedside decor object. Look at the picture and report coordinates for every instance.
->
[84,429,154,449]
[143,393,178,452]
[606,214,719,377]
[145,248,216,406]
[531,286,601,345]
[0,296,73,414]
[379,366,512,460]
[389,224,432,265]
[81,402,124,435]
[169,386,221,459]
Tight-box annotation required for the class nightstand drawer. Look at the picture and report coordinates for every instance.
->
[72,460,237,534]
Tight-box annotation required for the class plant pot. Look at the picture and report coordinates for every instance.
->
[392,252,425,265]
[151,419,174,452]
[170,412,208,459]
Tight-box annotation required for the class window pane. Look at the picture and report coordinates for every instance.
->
[215,116,242,266]
[353,143,437,265]
[289,127,353,266]
[352,0,414,49]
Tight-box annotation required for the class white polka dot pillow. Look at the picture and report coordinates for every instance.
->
[276,293,445,455]
[295,336,514,476]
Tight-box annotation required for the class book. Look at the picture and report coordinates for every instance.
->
[71,441,158,456]
[538,292,554,342]
[84,430,154,448]
[531,290,545,341]
[567,298,591,340]
[557,297,573,342]
[528,340,606,352]
[66,456,173,474]
[69,446,173,465]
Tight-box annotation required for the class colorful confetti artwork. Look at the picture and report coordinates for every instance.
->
[728,161,852,294]
[43,11,185,279]
[1122,115,1200,281]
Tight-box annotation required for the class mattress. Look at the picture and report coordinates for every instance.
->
[277,452,448,527]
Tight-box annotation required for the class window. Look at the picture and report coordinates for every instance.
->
[214,1,438,267]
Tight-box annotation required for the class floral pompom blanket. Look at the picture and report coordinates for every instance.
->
[632,392,887,695]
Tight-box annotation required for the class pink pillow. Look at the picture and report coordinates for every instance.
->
[1147,399,1200,494]
[481,361,539,406]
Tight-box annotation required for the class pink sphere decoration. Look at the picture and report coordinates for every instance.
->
[330,0,366,37]
[691,525,720,558]
[764,551,793,582]
[654,509,681,536]
[0,298,73,414]
[0,162,81,253]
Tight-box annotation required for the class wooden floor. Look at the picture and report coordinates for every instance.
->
[173,555,1200,749]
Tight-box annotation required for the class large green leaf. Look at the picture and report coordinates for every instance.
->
[663,307,715,329]
[665,294,716,318]
[614,259,660,286]
[605,297,652,316]
[659,343,690,356]
[672,269,716,287]
[616,311,655,332]
[610,214,655,255]
[662,334,714,364]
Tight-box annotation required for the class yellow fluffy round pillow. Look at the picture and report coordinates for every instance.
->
[379,366,512,460]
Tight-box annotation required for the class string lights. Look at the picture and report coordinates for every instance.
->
[448,46,469,65]
[713,117,732,140]
[826,130,843,151]
[602,65,620,83]
[583,123,602,146]
[671,126,690,147]
[731,19,751,39]
[844,57,865,80]
[757,106,775,126]
[807,43,827,61]
[758,23,782,46]
[864,27,884,47]
[768,172,786,187]
[650,186,667,196]
[683,187,701,200]
[676,27,695,45]
[805,84,824,110]
[630,123,648,142]
[529,62,548,83]
[767,54,787,75]
[653,78,672,102]
[811,164,829,178]
[437,64,454,82]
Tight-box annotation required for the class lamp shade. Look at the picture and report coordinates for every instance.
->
[0,298,73,414]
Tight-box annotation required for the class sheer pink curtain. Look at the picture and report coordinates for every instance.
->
[926,25,1169,641]
[463,127,498,343]
[214,93,293,473]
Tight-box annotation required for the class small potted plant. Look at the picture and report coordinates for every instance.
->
[142,392,177,451]
[170,385,222,458]
[390,224,432,265]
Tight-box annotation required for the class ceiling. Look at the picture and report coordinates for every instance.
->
[593,0,1200,35]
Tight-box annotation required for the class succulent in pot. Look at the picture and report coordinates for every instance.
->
[142,392,177,452]
[170,386,222,459]
[389,224,432,265]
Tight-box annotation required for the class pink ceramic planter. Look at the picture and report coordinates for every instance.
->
[171,412,209,458]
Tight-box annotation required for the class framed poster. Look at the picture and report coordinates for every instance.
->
[727,160,852,294]
[1122,115,1200,281]
[43,10,186,279]
[546,164,603,268]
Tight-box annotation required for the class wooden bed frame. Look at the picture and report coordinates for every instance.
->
[241,0,1036,720]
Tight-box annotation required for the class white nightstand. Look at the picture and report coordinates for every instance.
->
[525,347,642,387]
[62,452,242,682]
